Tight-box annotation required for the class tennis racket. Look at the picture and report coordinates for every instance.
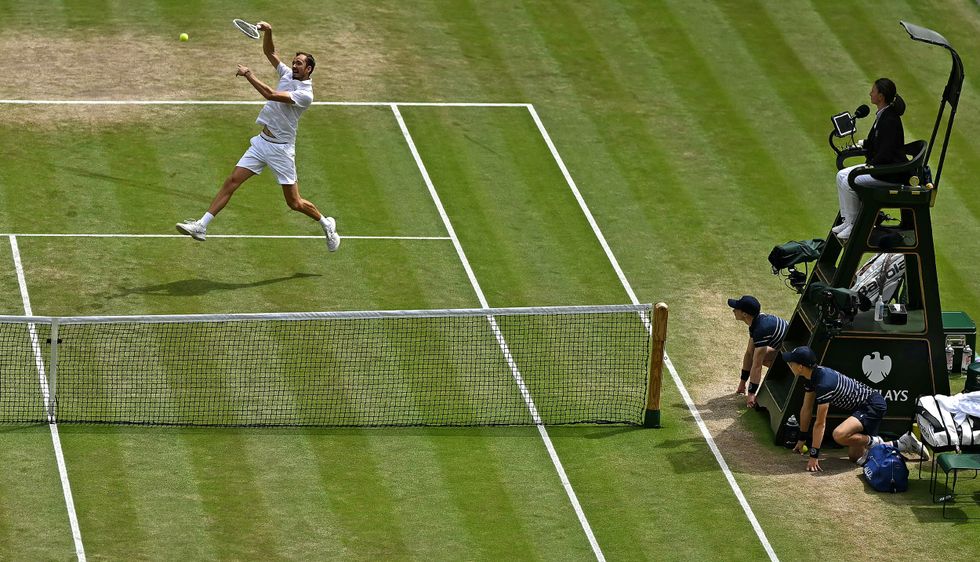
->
[233,18,260,40]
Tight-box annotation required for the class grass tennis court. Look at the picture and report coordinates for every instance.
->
[2,1,980,560]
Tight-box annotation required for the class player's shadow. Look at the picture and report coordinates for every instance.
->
[51,164,211,203]
[114,272,320,297]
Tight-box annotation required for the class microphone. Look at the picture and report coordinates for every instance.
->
[854,104,870,119]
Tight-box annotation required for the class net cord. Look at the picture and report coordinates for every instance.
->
[0,303,652,326]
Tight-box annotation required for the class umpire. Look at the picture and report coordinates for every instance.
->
[728,295,788,407]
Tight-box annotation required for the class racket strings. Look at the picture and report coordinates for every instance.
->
[233,19,260,39]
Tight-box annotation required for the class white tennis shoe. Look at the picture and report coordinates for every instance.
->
[323,217,340,252]
[832,220,850,235]
[857,435,884,466]
[897,431,928,460]
[176,219,207,241]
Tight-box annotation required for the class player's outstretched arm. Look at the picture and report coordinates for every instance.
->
[256,21,280,68]
[237,64,295,104]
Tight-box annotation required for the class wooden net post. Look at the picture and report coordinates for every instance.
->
[645,302,668,428]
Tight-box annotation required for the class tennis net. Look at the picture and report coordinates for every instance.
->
[0,304,652,427]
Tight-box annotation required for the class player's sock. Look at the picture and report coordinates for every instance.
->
[318,216,330,229]
[200,212,214,227]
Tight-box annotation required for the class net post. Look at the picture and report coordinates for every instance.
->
[644,302,668,428]
[48,319,59,422]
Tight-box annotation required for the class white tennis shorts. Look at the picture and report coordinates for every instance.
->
[236,134,297,185]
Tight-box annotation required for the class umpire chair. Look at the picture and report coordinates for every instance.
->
[756,21,964,444]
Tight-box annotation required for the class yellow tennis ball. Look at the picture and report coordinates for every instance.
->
[802,445,809,454]
[179,33,189,42]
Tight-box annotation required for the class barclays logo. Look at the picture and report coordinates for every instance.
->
[862,352,892,384]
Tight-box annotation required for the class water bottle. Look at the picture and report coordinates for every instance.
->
[963,344,974,372]
[946,343,954,373]
[783,415,800,449]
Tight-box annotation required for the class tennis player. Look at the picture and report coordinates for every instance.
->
[177,21,339,252]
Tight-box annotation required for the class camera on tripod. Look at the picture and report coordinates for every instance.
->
[806,282,873,336]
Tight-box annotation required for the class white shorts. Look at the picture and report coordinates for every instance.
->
[236,134,297,185]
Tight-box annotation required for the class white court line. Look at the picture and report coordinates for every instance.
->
[391,104,606,562]
[9,235,87,562]
[0,99,531,107]
[526,105,779,562]
[1,233,450,240]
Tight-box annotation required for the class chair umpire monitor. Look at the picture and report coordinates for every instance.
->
[756,21,964,443]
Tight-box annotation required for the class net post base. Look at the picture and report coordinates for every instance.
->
[644,409,661,428]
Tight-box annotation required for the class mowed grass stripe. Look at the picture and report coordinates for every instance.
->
[470,0,725,290]
[399,106,626,306]
[546,383,770,560]
[429,428,594,559]
[16,238,213,316]
[15,237,475,315]
[0,239,23,313]
[762,0,873,103]
[47,428,223,560]
[121,110,232,230]
[518,0,768,287]
[0,426,78,559]
[181,430,284,558]
[237,431,349,559]
[55,427,150,556]
[301,107,448,238]
[621,1,810,227]
[439,2,707,284]
[430,0,521,102]
[94,127,169,236]
[710,0,842,213]
[307,430,414,558]
[360,429,539,559]
[361,431,489,558]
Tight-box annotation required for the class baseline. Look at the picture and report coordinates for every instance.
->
[8,235,86,562]
[526,104,779,562]
[391,104,606,562]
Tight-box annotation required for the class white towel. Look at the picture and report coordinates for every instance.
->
[935,391,980,426]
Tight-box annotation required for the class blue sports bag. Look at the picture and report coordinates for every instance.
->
[862,444,909,493]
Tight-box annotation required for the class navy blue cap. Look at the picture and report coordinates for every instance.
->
[782,346,817,367]
[727,295,761,317]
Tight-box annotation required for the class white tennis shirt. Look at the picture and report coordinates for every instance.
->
[255,62,313,145]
